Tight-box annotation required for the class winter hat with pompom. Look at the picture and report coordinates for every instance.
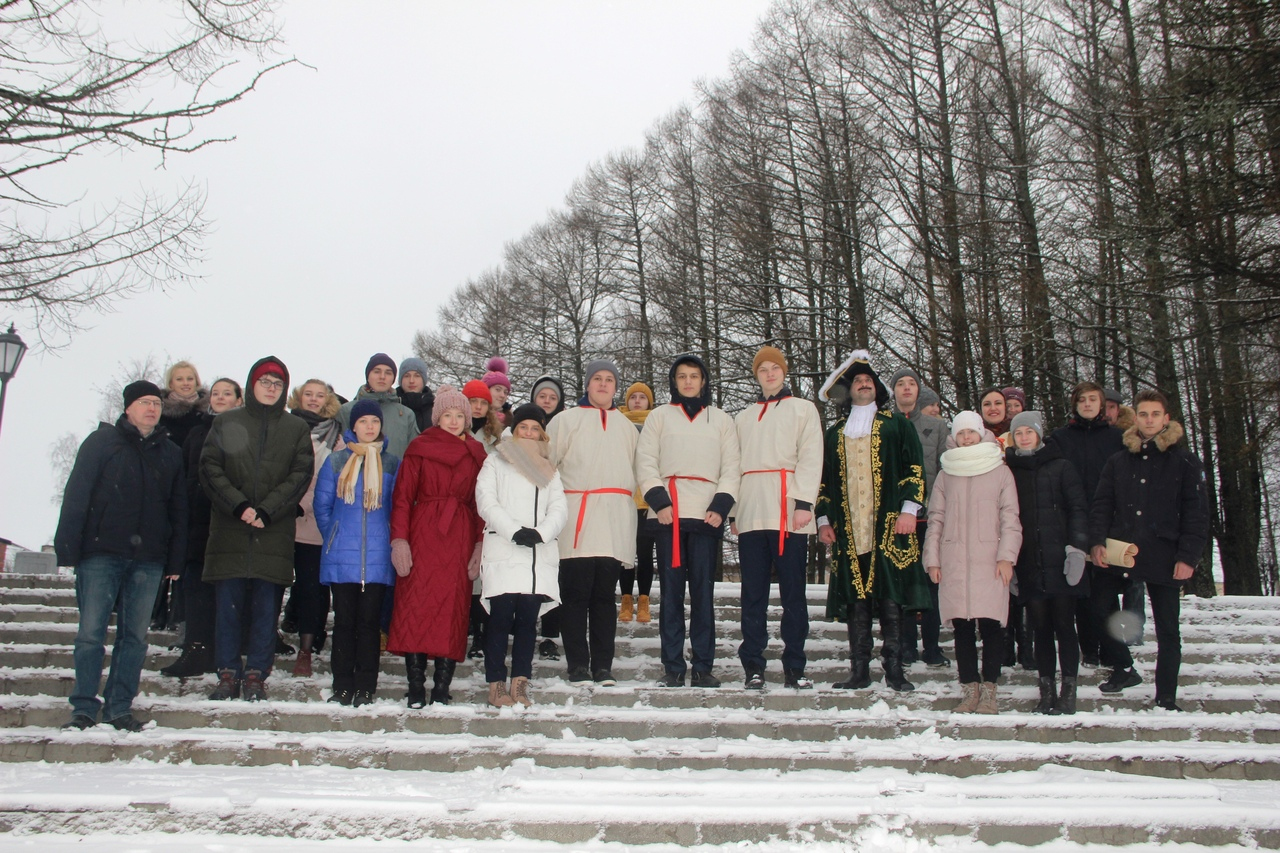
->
[482,357,511,390]
[431,385,469,426]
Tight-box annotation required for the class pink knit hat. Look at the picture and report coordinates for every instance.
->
[431,384,469,426]
[481,356,511,390]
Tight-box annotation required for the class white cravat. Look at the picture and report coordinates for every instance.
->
[842,402,878,440]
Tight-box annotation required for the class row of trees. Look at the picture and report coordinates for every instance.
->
[416,0,1279,596]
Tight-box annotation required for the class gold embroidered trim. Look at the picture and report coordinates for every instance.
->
[835,431,871,599]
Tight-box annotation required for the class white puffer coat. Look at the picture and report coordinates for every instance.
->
[474,442,567,615]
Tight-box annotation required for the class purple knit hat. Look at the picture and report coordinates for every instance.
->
[431,384,469,426]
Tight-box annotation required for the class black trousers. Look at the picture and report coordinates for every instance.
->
[1026,595,1080,678]
[329,582,387,693]
[901,521,942,655]
[181,559,216,647]
[620,510,656,597]
[953,617,1004,684]
[1076,563,1103,659]
[484,593,543,682]
[1093,571,1182,698]
[558,556,622,674]
[292,543,330,637]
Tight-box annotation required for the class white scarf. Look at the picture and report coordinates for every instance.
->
[939,441,1004,477]
[843,403,878,440]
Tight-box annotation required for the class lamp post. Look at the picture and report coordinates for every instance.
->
[0,324,28,441]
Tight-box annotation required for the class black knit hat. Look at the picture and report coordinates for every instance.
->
[364,353,397,382]
[510,403,547,430]
[122,380,164,410]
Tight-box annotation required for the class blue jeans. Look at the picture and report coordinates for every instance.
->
[214,578,281,678]
[71,556,164,721]
[738,530,809,673]
[655,529,718,676]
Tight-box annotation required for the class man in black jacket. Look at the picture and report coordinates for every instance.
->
[1089,389,1209,711]
[54,380,187,731]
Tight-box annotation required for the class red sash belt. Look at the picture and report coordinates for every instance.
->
[667,475,714,568]
[743,468,795,555]
[564,488,633,549]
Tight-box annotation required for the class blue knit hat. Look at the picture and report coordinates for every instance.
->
[399,357,429,385]
[364,353,397,382]
[349,399,383,428]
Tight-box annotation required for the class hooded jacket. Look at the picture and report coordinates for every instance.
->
[199,356,315,585]
[529,375,567,421]
[54,416,187,575]
[1089,421,1210,586]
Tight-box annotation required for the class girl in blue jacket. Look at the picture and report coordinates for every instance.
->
[314,400,399,706]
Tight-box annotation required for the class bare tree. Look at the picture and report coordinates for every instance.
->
[47,431,81,506]
[1,0,292,342]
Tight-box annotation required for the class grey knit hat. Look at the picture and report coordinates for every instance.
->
[889,367,922,395]
[917,386,941,409]
[1010,410,1045,441]
[583,358,621,390]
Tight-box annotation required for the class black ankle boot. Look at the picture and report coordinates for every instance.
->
[160,642,214,678]
[1034,676,1056,714]
[430,657,457,705]
[1055,676,1077,715]
[405,653,428,709]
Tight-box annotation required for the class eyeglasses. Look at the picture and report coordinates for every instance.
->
[257,377,285,390]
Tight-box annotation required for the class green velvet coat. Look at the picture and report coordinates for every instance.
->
[817,409,931,618]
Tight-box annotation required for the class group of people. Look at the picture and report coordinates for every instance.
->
[53,344,1208,732]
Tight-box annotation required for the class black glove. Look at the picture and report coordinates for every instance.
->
[512,527,543,547]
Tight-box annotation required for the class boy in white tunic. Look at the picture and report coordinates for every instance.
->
[636,354,740,688]
[733,346,823,690]
[547,359,638,686]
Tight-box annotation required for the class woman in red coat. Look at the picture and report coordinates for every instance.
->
[389,385,487,707]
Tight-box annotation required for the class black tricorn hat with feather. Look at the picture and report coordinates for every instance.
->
[818,349,891,412]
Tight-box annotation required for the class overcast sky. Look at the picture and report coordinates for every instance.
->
[0,0,776,551]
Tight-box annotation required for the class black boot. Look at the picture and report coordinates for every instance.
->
[880,600,915,692]
[1034,676,1056,714]
[429,657,456,705]
[1055,676,1077,716]
[833,600,873,689]
[160,642,214,678]
[405,653,428,709]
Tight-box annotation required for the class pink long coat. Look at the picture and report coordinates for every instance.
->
[923,460,1022,626]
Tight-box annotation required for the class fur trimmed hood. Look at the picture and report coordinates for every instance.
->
[286,384,341,420]
[1115,404,1135,432]
[160,388,208,418]
[1123,419,1183,453]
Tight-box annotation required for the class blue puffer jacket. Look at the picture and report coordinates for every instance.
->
[313,433,399,587]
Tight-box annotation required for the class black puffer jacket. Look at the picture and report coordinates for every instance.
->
[181,411,216,565]
[1047,413,1124,508]
[159,389,209,450]
[397,386,435,433]
[1089,421,1209,586]
[54,416,187,574]
[199,356,314,585]
[1006,442,1089,601]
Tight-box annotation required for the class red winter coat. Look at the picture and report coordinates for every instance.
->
[386,427,487,659]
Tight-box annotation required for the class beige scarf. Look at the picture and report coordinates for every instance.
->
[337,440,384,510]
[496,436,556,488]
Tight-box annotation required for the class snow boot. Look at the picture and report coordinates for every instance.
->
[954,681,981,714]
[405,653,428,709]
[510,676,534,707]
[209,670,240,701]
[242,670,267,702]
[976,681,999,715]
[619,594,634,623]
[160,642,213,678]
[1034,676,1056,714]
[636,594,651,623]
[429,657,456,705]
[488,681,515,708]
[1055,676,1077,716]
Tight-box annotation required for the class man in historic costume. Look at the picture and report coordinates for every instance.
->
[816,350,931,692]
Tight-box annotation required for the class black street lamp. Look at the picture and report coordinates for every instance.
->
[0,324,28,441]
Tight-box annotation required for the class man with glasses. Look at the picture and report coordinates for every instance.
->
[56,380,188,731]
[200,357,314,702]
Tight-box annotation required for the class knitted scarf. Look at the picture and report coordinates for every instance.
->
[292,408,343,452]
[622,406,651,427]
[338,440,384,510]
[495,436,556,488]
[940,441,1004,477]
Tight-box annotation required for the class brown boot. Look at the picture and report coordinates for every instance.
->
[619,594,634,623]
[510,676,534,707]
[976,682,999,715]
[954,681,981,713]
[637,594,651,623]
[292,649,312,678]
[488,681,515,708]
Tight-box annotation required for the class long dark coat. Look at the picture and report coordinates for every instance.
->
[386,426,487,659]
[181,412,216,566]
[1005,442,1089,602]
[199,356,314,586]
